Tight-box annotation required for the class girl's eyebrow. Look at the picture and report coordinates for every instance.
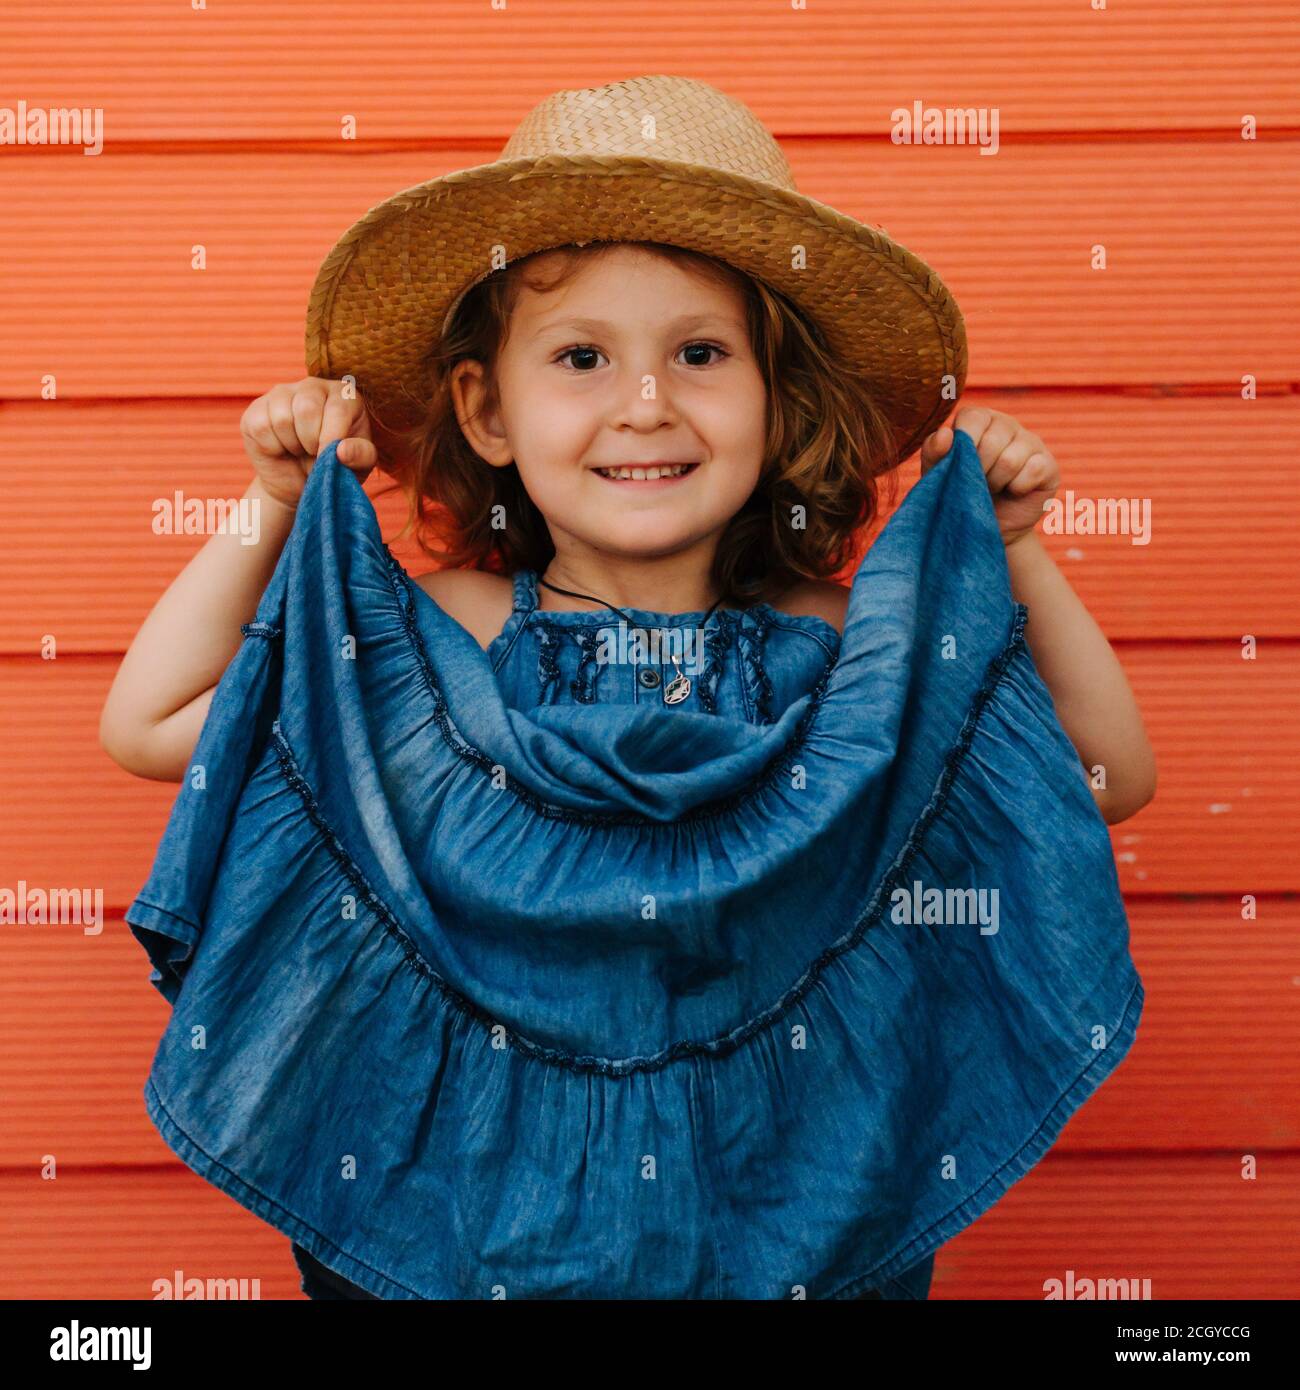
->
[530,313,744,341]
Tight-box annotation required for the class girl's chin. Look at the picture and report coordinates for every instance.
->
[569,521,721,558]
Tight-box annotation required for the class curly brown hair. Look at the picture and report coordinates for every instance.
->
[375,240,902,607]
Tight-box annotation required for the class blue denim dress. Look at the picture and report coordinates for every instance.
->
[126,427,1143,1300]
[487,569,842,723]
[292,574,919,1299]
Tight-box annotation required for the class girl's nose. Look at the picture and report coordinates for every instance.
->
[604,371,681,429]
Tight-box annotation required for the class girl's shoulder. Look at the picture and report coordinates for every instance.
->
[765,578,850,636]
[412,567,514,653]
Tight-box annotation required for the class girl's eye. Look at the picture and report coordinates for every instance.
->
[678,341,728,367]
[553,341,730,371]
[556,345,606,372]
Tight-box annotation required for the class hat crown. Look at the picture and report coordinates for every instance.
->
[499,74,797,192]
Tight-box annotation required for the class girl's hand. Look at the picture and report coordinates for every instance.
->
[920,407,1059,548]
[240,377,379,511]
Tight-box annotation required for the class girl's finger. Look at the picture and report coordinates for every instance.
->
[973,418,1018,480]
[983,428,1041,491]
[318,385,366,459]
[266,386,308,460]
[950,406,992,451]
[291,382,329,459]
[1005,452,1054,495]
[241,409,288,464]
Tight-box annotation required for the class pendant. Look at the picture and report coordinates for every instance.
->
[663,669,691,705]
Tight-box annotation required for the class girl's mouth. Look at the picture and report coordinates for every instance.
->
[591,462,699,485]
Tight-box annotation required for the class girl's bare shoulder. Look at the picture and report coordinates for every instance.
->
[766,578,850,636]
[412,568,514,652]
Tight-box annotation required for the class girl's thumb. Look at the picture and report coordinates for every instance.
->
[919,424,952,472]
[335,436,377,468]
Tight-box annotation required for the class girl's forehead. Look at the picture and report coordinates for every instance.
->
[509,250,747,326]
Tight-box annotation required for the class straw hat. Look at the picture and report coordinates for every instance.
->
[305,73,967,470]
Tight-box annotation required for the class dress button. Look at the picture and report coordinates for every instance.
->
[637,667,661,689]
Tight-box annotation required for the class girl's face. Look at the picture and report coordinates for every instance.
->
[453,246,767,569]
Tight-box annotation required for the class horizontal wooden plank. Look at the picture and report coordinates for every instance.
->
[0,1166,305,1300]
[0,900,1295,1167]
[1106,900,1300,1149]
[3,1,1296,139]
[0,923,173,1168]
[0,640,1294,896]
[4,395,1297,654]
[934,1152,1300,1300]
[0,143,1296,408]
[1,1153,1294,1299]
[1105,648,1300,891]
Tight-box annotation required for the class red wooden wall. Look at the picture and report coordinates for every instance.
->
[1,0,1298,1300]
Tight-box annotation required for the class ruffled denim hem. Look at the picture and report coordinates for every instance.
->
[126,427,1144,1299]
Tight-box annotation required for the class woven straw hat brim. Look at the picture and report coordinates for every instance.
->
[305,152,967,469]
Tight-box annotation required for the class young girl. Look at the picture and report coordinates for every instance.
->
[101,75,1151,1300]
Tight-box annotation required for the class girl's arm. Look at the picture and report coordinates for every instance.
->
[920,409,1157,826]
[1004,533,1157,824]
[98,477,299,782]
[99,378,377,782]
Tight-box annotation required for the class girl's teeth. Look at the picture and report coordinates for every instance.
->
[597,464,692,480]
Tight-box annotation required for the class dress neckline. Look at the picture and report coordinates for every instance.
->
[516,568,841,642]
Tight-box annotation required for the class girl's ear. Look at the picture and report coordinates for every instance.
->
[449,359,513,467]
